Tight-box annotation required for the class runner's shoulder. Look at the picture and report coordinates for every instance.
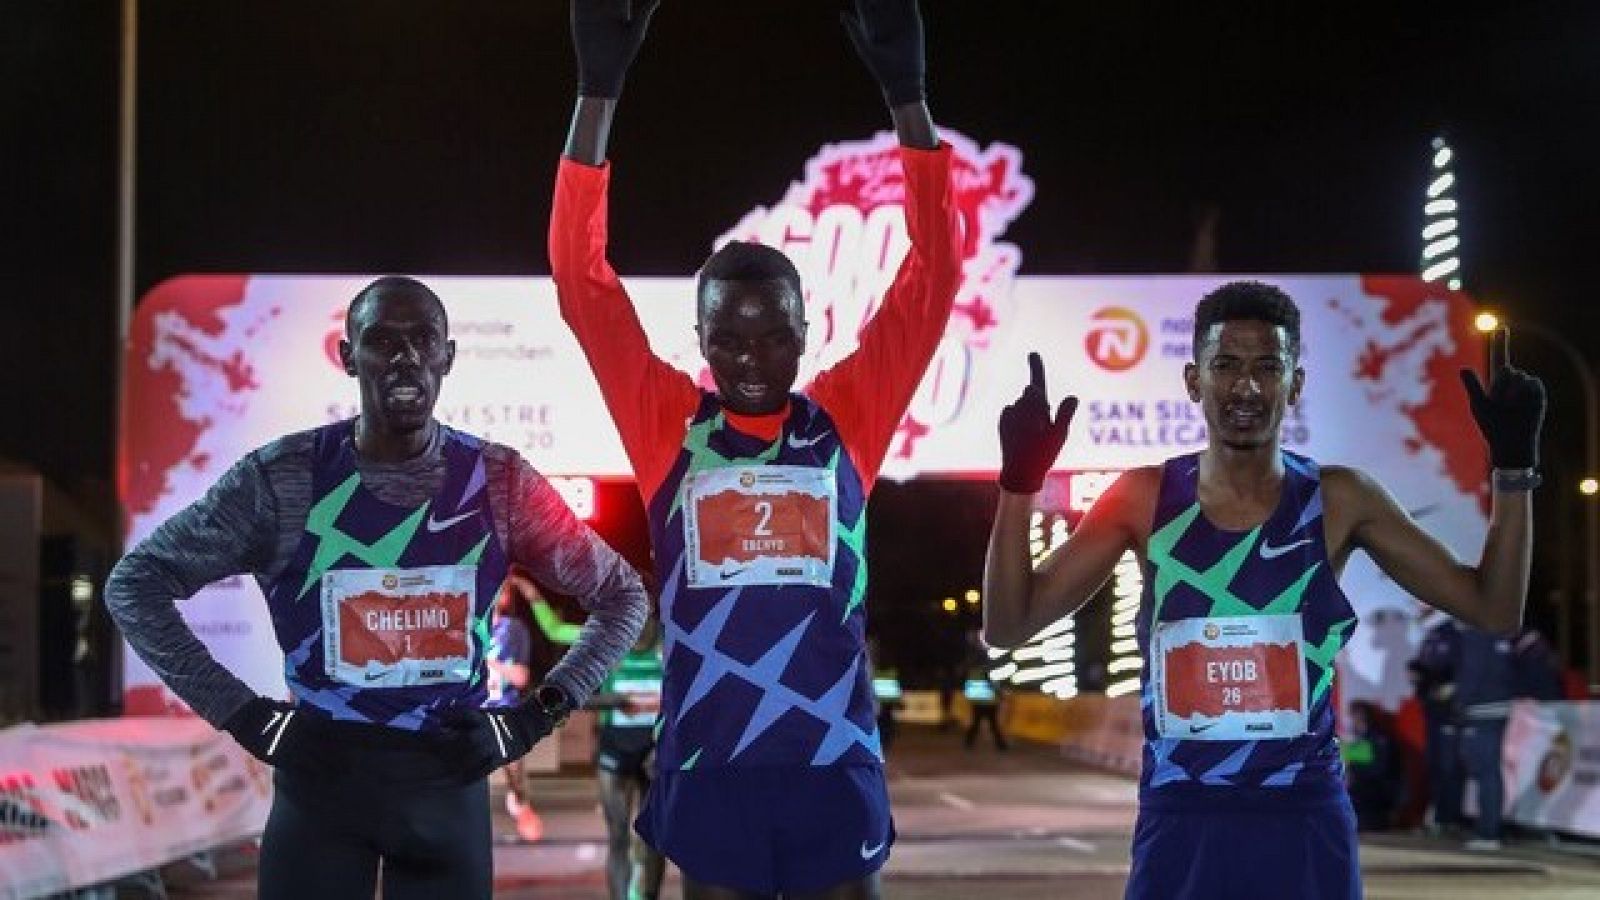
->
[478,440,553,495]
[1317,464,1385,510]
[1103,465,1161,534]
[1108,465,1162,506]
[250,427,319,473]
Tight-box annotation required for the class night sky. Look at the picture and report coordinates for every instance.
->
[8,2,1599,658]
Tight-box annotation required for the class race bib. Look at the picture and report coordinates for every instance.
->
[682,466,837,589]
[1151,615,1308,741]
[320,565,477,688]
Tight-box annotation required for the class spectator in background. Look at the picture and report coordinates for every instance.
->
[487,568,545,843]
[963,632,1007,751]
[1343,701,1400,831]
[1455,626,1516,850]
[1411,615,1463,834]
[1512,627,1565,702]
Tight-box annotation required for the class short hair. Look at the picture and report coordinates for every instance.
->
[695,241,803,322]
[346,275,447,339]
[1192,280,1301,359]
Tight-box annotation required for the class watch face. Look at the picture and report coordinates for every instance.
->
[537,685,571,714]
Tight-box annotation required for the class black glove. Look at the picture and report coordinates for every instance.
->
[221,697,327,772]
[571,0,662,98]
[446,702,556,782]
[998,352,1077,494]
[841,0,926,106]
[1458,327,1546,470]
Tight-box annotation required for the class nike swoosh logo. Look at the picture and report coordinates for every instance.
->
[860,839,886,859]
[1189,721,1216,734]
[365,671,386,682]
[1258,537,1312,560]
[719,565,747,580]
[426,509,476,533]
[786,431,830,450]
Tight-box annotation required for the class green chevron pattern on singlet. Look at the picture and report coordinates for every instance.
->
[837,449,869,622]
[295,470,494,675]
[1147,500,1352,704]
[670,414,868,622]
[667,412,783,518]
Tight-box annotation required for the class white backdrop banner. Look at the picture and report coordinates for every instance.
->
[119,270,1487,714]
[0,718,270,900]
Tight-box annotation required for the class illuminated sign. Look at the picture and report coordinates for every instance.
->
[1084,306,1150,372]
[548,476,596,521]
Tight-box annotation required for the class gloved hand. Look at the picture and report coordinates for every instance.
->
[445,702,557,782]
[221,696,327,772]
[840,0,926,106]
[1458,327,1546,470]
[998,352,1077,494]
[571,0,662,98]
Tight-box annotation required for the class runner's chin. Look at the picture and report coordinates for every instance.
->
[379,399,433,432]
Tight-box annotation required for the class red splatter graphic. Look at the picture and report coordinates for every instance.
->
[693,490,831,565]
[1164,641,1302,718]
[337,591,471,666]
[119,276,250,534]
[721,135,1033,461]
[1356,277,1488,509]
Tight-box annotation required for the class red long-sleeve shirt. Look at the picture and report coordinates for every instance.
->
[550,143,961,504]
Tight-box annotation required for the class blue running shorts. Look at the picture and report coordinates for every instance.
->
[636,763,893,894]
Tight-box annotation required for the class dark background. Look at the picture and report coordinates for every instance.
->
[6,1,1598,678]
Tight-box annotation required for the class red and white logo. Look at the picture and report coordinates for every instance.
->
[325,309,347,372]
[717,130,1033,467]
[1085,307,1148,372]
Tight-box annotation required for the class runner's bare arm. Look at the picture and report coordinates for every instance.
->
[984,469,1154,647]
[1342,328,1544,634]
[561,0,658,164]
[843,0,936,150]
[805,4,954,483]
[563,96,615,167]
[1330,466,1531,635]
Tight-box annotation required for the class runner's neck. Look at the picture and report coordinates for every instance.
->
[723,401,791,443]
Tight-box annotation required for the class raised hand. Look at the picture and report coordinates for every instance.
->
[1458,327,1546,471]
[841,0,926,106]
[571,0,662,98]
[998,353,1078,494]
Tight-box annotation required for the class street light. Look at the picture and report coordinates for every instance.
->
[1477,312,1600,688]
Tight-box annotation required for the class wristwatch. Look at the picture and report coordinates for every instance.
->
[533,682,574,727]
[1492,467,1542,492]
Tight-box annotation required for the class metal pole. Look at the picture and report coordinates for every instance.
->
[115,0,137,530]
[1520,322,1600,691]
[113,0,138,707]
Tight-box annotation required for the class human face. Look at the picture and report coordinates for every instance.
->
[697,279,806,416]
[339,288,455,438]
[1184,319,1303,451]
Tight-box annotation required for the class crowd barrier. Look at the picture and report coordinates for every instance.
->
[0,717,270,900]
[1502,698,1600,839]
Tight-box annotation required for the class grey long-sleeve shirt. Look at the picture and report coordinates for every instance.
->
[106,422,648,727]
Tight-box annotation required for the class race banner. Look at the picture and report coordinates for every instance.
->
[1502,699,1600,839]
[0,718,270,900]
